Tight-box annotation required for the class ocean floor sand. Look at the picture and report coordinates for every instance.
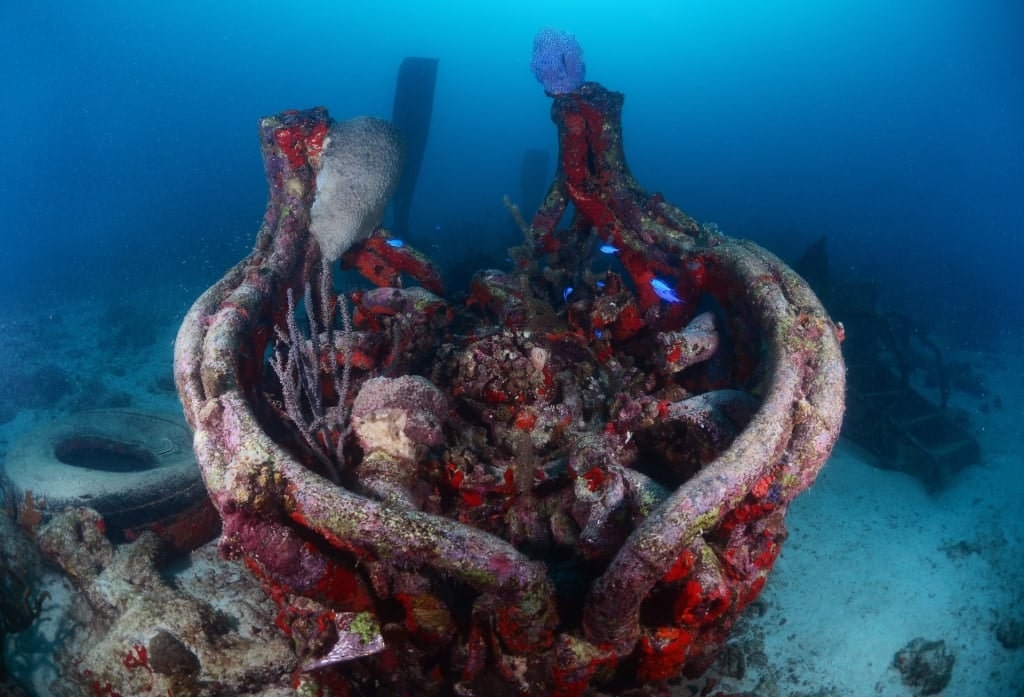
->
[682,341,1024,695]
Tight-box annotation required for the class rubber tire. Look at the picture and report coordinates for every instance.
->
[3,409,205,531]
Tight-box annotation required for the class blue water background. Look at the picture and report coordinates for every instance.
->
[2,0,1021,345]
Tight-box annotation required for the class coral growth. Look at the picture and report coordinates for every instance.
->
[35,509,294,695]
[310,116,404,261]
[530,27,586,95]
[173,89,844,694]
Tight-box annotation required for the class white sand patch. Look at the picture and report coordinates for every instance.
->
[688,335,1024,695]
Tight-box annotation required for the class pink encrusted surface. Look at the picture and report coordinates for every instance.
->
[174,96,845,695]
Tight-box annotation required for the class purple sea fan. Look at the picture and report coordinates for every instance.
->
[530,27,585,95]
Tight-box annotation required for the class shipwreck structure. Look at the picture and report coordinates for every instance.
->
[167,83,845,695]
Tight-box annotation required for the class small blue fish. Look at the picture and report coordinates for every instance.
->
[599,244,619,254]
[594,329,604,339]
[386,238,404,248]
[650,278,682,303]
[595,280,606,289]
[563,286,574,301]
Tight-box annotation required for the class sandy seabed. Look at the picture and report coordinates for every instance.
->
[683,339,1024,696]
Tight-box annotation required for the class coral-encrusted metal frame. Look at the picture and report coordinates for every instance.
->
[175,90,845,695]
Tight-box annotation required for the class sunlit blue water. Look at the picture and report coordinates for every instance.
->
[3,0,1021,347]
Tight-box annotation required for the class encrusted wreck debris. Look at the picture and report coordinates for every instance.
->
[167,80,844,695]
